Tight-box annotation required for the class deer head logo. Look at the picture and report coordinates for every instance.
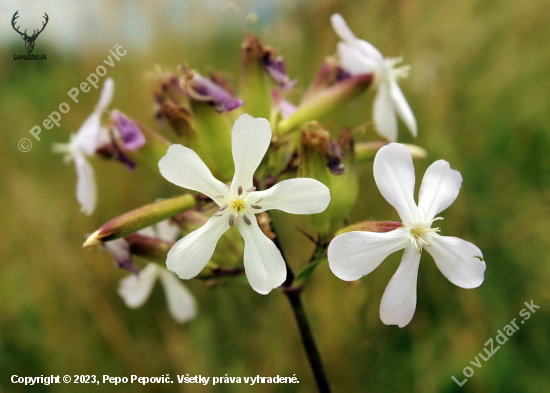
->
[12,11,49,54]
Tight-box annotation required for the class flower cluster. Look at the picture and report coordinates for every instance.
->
[57,13,486,329]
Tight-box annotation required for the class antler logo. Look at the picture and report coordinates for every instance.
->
[11,10,49,54]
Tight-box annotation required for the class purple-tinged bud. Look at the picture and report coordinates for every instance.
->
[103,239,139,275]
[263,52,296,90]
[182,69,243,113]
[336,221,404,236]
[111,110,146,151]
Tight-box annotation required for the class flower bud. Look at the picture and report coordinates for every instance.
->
[240,34,296,119]
[299,122,358,233]
[182,69,243,113]
[111,110,146,151]
[355,142,427,163]
[278,73,373,134]
[335,221,404,236]
[152,72,195,142]
[83,194,196,247]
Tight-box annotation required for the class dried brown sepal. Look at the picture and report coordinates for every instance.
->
[301,121,350,175]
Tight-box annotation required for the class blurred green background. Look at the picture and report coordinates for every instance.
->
[1,0,549,392]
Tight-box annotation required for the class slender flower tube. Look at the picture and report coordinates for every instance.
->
[328,143,486,327]
[331,14,417,142]
[159,114,331,294]
[53,78,114,215]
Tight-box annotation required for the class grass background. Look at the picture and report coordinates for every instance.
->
[1,0,549,392]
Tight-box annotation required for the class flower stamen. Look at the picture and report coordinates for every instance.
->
[230,199,246,213]
[410,226,440,253]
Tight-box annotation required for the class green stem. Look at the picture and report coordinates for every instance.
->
[283,287,331,393]
[272,229,331,392]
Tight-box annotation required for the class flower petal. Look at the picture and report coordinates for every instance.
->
[418,160,463,221]
[118,263,159,308]
[158,269,197,323]
[73,112,101,154]
[74,152,97,216]
[137,226,156,237]
[373,143,419,226]
[250,178,330,215]
[328,228,409,281]
[166,215,229,279]
[237,218,286,294]
[425,234,485,288]
[337,43,378,76]
[331,14,384,61]
[331,13,357,42]
[389,79,417,138]
[159,144,229,202]
[97,77,115,111]
[155,220,180,242]
[379,245,421,327]
[230,114,272,193]
[373,82,398,142]
[104,238,138,274]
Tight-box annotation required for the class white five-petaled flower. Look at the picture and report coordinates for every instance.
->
[328,143,486,327]
[53,78,114,215]
[116,220,197,324]
[158,114,331,294]
[331,13,417,142]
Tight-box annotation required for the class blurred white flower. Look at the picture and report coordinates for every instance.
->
[158,114,331,294]
[113,220,197,324]
[331,14,417,142]
[118,263,197,324]
[328,143,486,327]
[53,78,114,215]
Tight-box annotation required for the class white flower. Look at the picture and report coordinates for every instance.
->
[53,78,114,215]
[118,263,197,324]
[328,143,486,327]
[330,13,417,142]
[115,220,197,324]
[158,114,331,294]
